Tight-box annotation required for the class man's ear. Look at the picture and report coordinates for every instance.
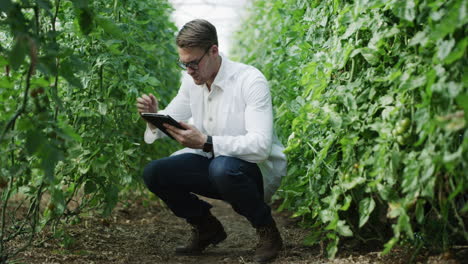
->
[211,45,219,56]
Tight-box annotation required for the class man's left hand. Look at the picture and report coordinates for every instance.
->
[164,122,207,149]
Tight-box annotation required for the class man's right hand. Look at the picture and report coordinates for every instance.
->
[137,93,158,130]
[137,93,158,114]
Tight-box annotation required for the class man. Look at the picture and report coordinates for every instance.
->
[136,19,287,263]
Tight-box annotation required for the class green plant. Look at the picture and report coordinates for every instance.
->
[233,0,467,258]
[0,0,179,261]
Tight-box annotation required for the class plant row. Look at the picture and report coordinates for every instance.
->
[233,0,467,257]
[0,0,179,260]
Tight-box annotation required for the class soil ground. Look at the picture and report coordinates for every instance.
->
[12,197,467,264]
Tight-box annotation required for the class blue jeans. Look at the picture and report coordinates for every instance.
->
[143,153,273,227]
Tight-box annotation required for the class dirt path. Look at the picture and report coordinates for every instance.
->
[16,198,463,264]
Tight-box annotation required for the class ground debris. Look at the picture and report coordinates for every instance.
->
[12,198,464,264]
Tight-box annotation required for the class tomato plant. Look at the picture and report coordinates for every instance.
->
[233,0,467,258]
[0,0,179,260]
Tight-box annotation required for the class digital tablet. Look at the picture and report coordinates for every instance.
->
[141,113,185,140]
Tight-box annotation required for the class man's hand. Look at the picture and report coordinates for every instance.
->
[137,93,158,130]
[136,93,158,114]
[164,122,207,149]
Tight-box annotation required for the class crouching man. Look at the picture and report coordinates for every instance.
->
[136,19,287,263]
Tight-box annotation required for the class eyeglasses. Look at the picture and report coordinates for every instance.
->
[178,47,210,70]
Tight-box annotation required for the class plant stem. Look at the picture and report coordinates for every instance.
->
[0,57,35,144]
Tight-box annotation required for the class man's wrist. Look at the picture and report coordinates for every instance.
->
[201,134,208,149]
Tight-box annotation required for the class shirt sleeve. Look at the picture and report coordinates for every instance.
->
[144,74,193,144]
[212,74,273,163]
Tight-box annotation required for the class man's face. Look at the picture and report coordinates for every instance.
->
[177,46,215,85]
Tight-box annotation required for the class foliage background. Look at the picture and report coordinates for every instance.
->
[0,0,180,259]
[233,0,467,258]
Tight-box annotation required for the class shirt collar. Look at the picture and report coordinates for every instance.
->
[210,53,233,91]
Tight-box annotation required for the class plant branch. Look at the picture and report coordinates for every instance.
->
[0,57,36,144]
[10,181,45,258]
[52,0,61,33]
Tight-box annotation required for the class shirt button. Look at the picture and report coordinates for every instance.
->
[209,117,213,122]
[208,98,212,102]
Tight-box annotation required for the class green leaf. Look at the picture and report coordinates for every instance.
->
[146,76,161,87]
[40,145,63,181]
[96,16,124,38]
[437,38,456,61]
[360,48,380,65]
[430,0,466,41]
[59,123,82,142]
[98,102,107,115]
[341,176,365,190]
[0,56,7,67]
[303,231,321,245]
[77,8,94,35]
[444,37,468,64]
[359,197,376,227]
[26,130,46,155]
[415,199,425,224]
[456,94,468,121]
[340,195,352,211]
[102,184,119,216]
[336,220,353,236]
[84,181,97,194]
[59,59,83,88]
[0,77,13,89]
[409,31,428,46]
[51,188,66,214]
[9,38,28,70]
[319,209,336,223]
[461,202,468,213]
[393,0,416,22]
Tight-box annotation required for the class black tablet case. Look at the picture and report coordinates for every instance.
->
[141,113,185,140]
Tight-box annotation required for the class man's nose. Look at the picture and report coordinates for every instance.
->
[187,67,196,75]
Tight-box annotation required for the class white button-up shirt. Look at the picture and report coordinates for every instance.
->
[144,54,287,202]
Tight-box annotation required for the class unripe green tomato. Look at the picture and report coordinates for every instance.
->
[399,118,411,130]
[397,135,406,145]
[395,125,405,135]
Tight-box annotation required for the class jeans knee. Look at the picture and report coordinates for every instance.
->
[143,160,162,191]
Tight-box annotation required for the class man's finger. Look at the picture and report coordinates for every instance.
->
[136,103,147,108]
[165,125,182,135]
[137,97,147,104]
[150,93,157,105]
[178,122,191,130]
[166,128,182,142]
[142,94,151,104]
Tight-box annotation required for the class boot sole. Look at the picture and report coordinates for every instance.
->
[175,231,227,256]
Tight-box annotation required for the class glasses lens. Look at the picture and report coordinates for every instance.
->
[178,61,187,70]
[187,63,199,70]
[178,61,199,71]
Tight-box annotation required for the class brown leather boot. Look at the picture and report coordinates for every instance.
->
[175,211,227,255]
[254,219,283,263]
